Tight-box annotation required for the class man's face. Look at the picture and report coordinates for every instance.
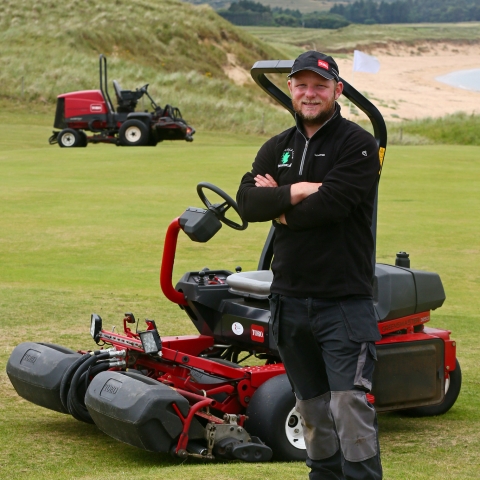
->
[287,70,343,126]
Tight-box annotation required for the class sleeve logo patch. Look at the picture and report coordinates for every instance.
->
[362,150,367,156]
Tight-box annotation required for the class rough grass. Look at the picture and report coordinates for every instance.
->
[388,113,480,146]
[1,112,480,478]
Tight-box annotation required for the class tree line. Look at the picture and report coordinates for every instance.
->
[331,0,480,24]
[218,0,480,27]
[218,1,349,28]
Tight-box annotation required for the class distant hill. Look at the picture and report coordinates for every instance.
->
[0,0,294,134]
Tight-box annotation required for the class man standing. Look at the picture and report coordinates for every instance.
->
[236,51,383,480]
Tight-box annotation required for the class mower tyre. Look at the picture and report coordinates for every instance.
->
[78,130,88,147]
[119,119,149,146]
[245,374,306,461]
[58,128,83,148]
[401,358,462,416]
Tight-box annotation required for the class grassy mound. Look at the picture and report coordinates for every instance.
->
[0,0,294,134]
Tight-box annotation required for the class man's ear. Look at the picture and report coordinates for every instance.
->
[334,81,344,100]
[287,79,293,94]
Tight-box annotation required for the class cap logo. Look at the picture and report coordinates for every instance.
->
[318,60,329,70]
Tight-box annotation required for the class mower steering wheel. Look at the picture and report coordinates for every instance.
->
[197,182,247,231]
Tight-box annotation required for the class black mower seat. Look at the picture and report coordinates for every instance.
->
[113,80,142,113]
[226,265,446,322]
[226,270,273,300]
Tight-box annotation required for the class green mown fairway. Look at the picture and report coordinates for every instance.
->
[1,114,479,479]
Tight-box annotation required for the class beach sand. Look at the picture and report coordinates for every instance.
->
[336,42,480,122]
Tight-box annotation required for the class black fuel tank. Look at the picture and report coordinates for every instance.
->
[6,342,81,413]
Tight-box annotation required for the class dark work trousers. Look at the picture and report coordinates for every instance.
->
[269,294,383,480]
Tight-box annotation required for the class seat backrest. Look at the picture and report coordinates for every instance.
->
[113,80,123,103]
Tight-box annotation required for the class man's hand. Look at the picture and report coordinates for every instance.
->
[290,182,322,205]
[254,174,278,188]
[254,174,322,224]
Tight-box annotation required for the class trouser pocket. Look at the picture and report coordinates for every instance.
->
[353,342,377,392]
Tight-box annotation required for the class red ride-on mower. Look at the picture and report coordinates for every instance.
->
[48,55,195,148]
[7,61,461,463]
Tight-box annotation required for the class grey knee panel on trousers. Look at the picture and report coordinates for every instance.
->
[330,390,378,462]
[295,392,339,461]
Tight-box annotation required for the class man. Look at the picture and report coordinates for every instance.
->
[236,51,383,480]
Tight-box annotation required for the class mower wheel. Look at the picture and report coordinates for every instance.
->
[78,130,88,147]
[58,128,82,148]
[119,119,149,146]
[245,374,306,461]
[401,358,462,416]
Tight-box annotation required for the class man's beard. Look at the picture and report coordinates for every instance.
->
[292,95,336,128]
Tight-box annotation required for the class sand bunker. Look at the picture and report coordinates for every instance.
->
[335,42,480,122]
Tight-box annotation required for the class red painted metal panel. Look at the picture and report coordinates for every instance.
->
[61,90,107,117]
[160,218,188,306]
[377,311,430,335]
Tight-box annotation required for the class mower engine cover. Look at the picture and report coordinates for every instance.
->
[85,371,204,452]
[6,342,82,414]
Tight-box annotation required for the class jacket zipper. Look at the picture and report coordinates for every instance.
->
[296,105,339,176]
[299,138,309,176]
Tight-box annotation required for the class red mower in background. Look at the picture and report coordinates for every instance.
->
[48,54,195,148]
[8,61,461,463]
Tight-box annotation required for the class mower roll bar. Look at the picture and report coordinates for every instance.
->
[250,60,387,272]
[99,54,116,126]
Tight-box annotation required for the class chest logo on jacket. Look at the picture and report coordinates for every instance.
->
[279,148,294,168]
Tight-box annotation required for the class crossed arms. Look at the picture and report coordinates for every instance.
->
[254,174,322,225]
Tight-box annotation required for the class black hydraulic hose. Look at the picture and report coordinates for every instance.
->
[67,352,110,423]
[60,354,92,412]
[84,361,111,392]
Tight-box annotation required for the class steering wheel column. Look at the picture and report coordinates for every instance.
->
[160,183,248,305]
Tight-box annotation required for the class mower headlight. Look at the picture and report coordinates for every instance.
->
[90,314,102,342]
[139,329,162,356]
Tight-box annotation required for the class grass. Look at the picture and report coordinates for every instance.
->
[389,113,480,146]
[1,110,480,478]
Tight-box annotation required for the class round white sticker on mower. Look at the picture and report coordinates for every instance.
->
[232,322,244,335]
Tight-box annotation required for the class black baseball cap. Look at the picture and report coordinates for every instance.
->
[288,51,340,81]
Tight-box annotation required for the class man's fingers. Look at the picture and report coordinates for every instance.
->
[265,174,278,186]
[255,174,277,188]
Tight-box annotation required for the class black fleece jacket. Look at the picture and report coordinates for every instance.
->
[236,105,380,298]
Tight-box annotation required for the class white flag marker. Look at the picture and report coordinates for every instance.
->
[353,50,380,74]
